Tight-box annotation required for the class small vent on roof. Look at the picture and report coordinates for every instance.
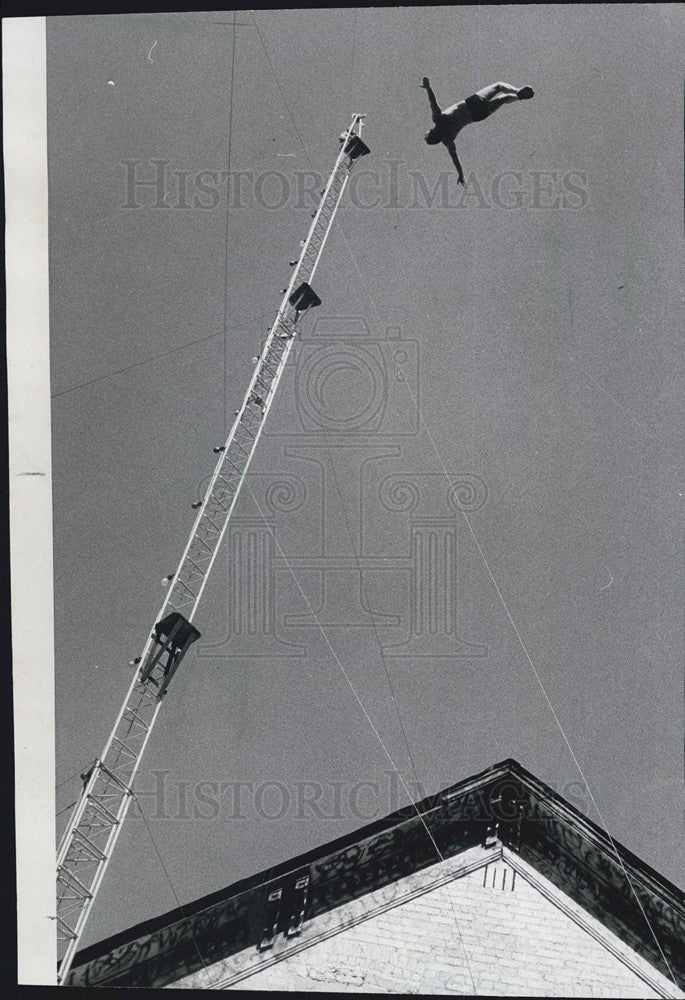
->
[482,862,517,892]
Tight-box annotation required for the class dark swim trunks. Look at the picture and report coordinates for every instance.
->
[465,93,490,122]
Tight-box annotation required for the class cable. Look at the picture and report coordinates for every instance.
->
[397,372,678,987]
[249,12,311,164]
[321,441,430,811]
[246,20,426,798]
[50,312,271,400]
[247,28,675,977]
[334,201,677,984]
[335,208,678,982]
[245,20,478,989]
[222,11,239,437]
[347,10,358,104]
[243,481,478,993]
[136,793,215,988]
[250,0,440,844]
[56,767,89,791]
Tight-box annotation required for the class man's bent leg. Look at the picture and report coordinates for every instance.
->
[484,92,520,112]
[477,81,519,101]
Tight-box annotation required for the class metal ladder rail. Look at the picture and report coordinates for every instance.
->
[55,114,368,983]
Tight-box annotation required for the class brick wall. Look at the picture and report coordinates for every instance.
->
[230,855,668,997]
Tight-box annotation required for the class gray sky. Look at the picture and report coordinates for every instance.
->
[49,6,684,950]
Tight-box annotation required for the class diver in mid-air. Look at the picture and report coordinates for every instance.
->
[421,78,534,184]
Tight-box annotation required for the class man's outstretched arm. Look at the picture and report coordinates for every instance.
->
[444,140,466,185]
[421,77,442,123]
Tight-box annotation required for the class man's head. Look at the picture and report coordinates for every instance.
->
[424,127,442,145]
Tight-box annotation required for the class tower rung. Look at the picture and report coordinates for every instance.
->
[84,795,120,826]
[121,707,151,731]
[55,916,78,941]
[69,830,108,863]
[110,735,141,759]
[192,535,214,557]
[225,456,246,476]
[57,866,94,900]
[185,553,209,576]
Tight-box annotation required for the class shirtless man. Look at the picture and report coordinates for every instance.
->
[422,78,534,184]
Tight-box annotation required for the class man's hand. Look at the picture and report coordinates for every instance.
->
[421,77,430,89]
[457,176,466,186]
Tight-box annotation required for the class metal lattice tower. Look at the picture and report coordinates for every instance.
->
[56,114,369,984]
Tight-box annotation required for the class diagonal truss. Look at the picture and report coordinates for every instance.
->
[56,114,369,985]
